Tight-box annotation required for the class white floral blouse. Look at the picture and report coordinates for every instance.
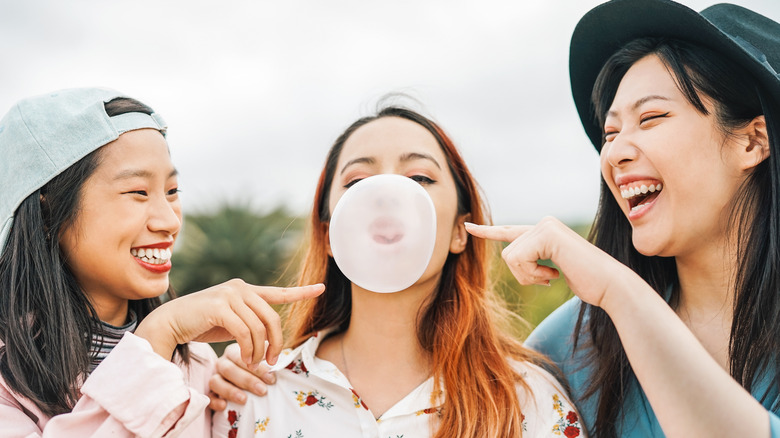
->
[213,332,585,438]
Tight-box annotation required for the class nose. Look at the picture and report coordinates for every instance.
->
[147,195,182,236]
[602,133,640,168]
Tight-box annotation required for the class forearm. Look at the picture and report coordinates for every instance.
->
[601,273,770,438]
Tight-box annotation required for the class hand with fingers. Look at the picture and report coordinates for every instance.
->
[465,217,637,309]
[208,343,276,411]
[134,279,324,383]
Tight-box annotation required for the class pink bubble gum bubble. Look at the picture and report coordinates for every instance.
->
[329,174,436,293]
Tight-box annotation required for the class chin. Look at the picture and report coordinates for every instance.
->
[631,234,665,258]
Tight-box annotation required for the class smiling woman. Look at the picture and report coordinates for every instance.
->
[467,0,780,437]
[0,88,324,437]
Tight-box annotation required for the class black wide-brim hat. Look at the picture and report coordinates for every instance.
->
[570,0,780,151]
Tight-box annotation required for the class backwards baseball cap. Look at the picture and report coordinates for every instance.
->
[0,87,167,255]
[570,0,780,151]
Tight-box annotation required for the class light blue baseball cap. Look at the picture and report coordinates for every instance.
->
[0,87,167,255]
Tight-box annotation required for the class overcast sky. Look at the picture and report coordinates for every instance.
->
[2,0,779,225]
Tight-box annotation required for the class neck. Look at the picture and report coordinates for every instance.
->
[343,280,435,366]
[91,297,130,327]
[674,235,736,318]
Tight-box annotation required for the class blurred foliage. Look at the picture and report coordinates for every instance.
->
[170,204,304,296]
[491,223,591,340]
[168,202,592,354]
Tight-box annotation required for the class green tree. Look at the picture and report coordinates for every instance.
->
[170,203,304,296]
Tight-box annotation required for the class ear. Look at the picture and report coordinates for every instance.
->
[323,222,333,257]
[449,213,471,254]
[735,115,770,171]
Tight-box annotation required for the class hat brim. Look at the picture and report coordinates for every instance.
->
[571,0,780,151]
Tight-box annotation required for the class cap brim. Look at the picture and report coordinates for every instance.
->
[570,0,780,151]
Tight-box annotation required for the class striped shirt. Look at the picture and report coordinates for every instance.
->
[88,311,137,374]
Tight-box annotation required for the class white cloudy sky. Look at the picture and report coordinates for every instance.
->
[2,0,778,225]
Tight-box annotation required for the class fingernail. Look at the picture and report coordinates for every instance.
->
[249,362,260,371]
[233,391,246,403]
[464,222,476,227]
[265,372,277,384]
[253,383,267,396]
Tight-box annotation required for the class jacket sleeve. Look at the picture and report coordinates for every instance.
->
[0,332,211,438]
[771,411,780,438]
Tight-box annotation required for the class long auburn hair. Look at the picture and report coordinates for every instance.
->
[284,106,549,437]
[0,98,190,417]
[579,37,780,437]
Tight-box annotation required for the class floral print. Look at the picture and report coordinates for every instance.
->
[350,388,369,410]
[226,410,239,438]
[286,358,309,377]
[552,394,582,437]
[294,390,333,410]
[254,417,269,433]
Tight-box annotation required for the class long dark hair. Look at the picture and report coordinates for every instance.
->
[578,37,780,437]
[0,98,190,417]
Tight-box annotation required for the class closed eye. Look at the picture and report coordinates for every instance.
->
[640,112,669,124]
[124,190,147,196]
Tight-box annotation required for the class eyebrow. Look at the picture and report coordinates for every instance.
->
[607,95,671,118]
[340,157,375,175]
[339,152,442,175]
[113,168,179,180]
[399,152,441,169]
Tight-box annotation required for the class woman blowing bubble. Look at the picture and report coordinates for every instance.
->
[212,106,585,438]
[0,88,323,437]
[467,0,780,436]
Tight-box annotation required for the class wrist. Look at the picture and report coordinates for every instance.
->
[135,314,178,361]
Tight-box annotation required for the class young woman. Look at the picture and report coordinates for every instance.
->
[213,107,585,437]
[468,0,780,436]
[0,88,323,437]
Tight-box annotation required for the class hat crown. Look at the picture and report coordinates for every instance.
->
[570,0,780,150]
[702,3,780,77]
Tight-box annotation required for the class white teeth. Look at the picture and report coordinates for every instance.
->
[620,183,663,199]
[132,247,171,263]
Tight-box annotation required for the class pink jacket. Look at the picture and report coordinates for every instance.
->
[0,332,217,438]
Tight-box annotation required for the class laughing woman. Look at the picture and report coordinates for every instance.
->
[468,0,780,437]
[213,107,585,438]
[0,88,323,437]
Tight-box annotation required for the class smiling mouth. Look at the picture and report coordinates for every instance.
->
[369,217,404,245]
[621,182,663,212]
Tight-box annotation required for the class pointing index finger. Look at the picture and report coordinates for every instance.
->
[464,223,533,243]
[253,283,326,305]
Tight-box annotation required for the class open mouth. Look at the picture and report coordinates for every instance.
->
[621,182,663,212]
[369,216,404,245]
